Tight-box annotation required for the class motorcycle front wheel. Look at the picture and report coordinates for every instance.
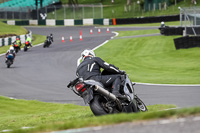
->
[43,42,47,48]
[134,95,148,112]
[89,95,112,116]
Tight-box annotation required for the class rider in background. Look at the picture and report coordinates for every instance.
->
[50,33,53,42]
[26,35,33,47]
[76,49,126,99]
[12,37,21,50]
[5,46,16,63]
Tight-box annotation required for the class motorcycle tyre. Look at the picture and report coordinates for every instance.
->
[15,48,18,53]
[43,43,47,48]
[89,95,112,116]
[6,60,11,68]
[24,46,28,51]
[135,95,148,112]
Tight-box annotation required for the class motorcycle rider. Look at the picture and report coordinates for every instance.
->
[50,33,53,42]
[46,35,51,44]
[12,37,21,51]
[26,35,32,47]
[76,49,126,99]
[5,46,15,63]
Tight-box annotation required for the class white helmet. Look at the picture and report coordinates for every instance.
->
[161,21,165,24]
[81,49,95,60]
[9,46,14,51]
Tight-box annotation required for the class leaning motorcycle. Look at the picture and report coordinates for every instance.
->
[24,41,30,52]
[43,37,51,48]
[13,44,20,53]
[67,70,147,116]
[5,54,14,68]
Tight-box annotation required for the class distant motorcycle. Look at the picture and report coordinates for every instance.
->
[24,41,31,52]
[5,54,14,68]
[43,36,52,48]
[67,70,148,116]
[13,44,20,53]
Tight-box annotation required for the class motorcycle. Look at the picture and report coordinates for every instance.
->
[5,54,14,68]
[67,70,147,116]
[24,41,30,52]
[13,44,20,53]
[43,37,52,48]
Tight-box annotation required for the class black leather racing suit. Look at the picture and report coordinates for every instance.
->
[76,56,124,96]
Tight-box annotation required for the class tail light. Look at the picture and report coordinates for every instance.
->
[25,41,29,45]
[75,83,85,92]
[14,44,18,47]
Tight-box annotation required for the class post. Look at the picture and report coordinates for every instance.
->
[101,3,103,18]
[93,4,94,18]
[20,8,22,20]
[37,9,39,20]
[64,6,66,19]
[73,6,75,19]
[180,10,182,26]
[159,3,161,10]
[184,11,186,35]
[148,3,150,11]
[54,6,56,20]
[194,9,196,26]
[12,10,14,19]
[82,6,84,19]
[5,10,7,20]
[45,6,47,17]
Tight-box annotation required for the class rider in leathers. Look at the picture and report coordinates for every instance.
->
[76,49,126,99]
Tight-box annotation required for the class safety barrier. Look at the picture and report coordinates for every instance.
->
[3,19,111,26]
[159,27,184,36]
[0,31,32,47]
[115,15,179,24]
[174,36,200,50]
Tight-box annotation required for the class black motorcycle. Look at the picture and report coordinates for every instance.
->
[13,44,20,53]
[43,36,52,48]
[5,54,14,68]
[67,70,147,116]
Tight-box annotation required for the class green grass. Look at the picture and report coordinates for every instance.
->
[0,34,46,54]
[1,96,200,133]
[95,30,200,84]
[0,21,27,36]
[116,29,160,37]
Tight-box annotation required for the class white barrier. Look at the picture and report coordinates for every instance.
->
[64,19,74,26]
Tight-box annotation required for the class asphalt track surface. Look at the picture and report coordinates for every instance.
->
[0,26,200,108]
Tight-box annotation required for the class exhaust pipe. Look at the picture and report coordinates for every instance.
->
[94,85,117,101]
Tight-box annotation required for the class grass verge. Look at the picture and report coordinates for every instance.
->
[0,21,27,36]
[116,29,160,37]
[0,34,46,54]
[1,96,200,133]
[95,30,200,84]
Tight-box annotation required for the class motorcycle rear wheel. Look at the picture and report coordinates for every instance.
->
[6,60,11,68]
[89,95,112,116]
[24,46,28,51]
